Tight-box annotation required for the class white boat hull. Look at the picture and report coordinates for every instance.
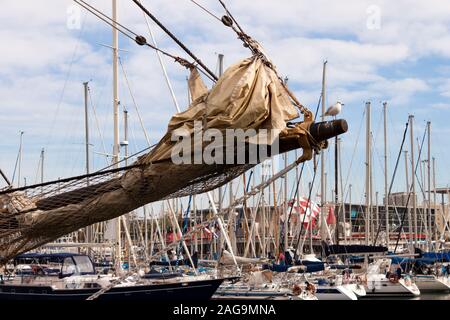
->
[316,285,358,300]
[364,275,420,297]
[414,275,450,293]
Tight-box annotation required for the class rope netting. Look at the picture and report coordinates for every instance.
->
[0,155,259,264]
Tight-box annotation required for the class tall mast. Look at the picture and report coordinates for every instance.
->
[334,121,339,244]
[365,102,371,245]
[432,157,437,242]
[112,0,122,274]
[349,184,352,241]
[404,150,412,247]
[427,121,431,251]
[409,115,417,246]
[18,131,24,188]
[284,149,288,253]
[40,148,45,195]
[383,102,389,247]
[320,61,327,241]
[218,54,224,211]
[84,82,90,178]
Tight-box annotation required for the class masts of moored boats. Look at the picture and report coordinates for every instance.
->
[17,131,24,188]
[427,121,432,251]
[111,0,122,274]
[365,102,371,246]
[404,149,413,249]
[383,102,389,247]
[320,60,327,242]
[409,115,417,247]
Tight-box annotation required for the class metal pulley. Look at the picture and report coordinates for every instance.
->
[221,15,233,27]
[135,35,147,46]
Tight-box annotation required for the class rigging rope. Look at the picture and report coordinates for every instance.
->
[372,121,408,246]
[131,0,218,81]
[0,143,156,196]
[189,0,222,22]
[283,94,322,252]
[118,57,152,146]
[73,0,216,82]
[393,123,427,252]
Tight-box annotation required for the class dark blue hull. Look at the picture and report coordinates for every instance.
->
[0,278,225,301]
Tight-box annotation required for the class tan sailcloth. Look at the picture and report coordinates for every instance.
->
[0,56,318,264]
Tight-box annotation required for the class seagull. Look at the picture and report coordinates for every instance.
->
[324,101,344,117]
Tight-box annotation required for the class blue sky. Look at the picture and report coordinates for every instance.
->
[0,0,449,208]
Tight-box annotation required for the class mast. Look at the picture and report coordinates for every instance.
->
[383,102,389,247]
[40,148,44,185]
[375,191,379,239]
[83,81,93,246]
[18,131,24,188]
[335,123,339,244]
[432,157,437,242]
[404,150,413,247]
[112,0,122,274]
[349,184,352,241]
[427,121,431,251]
[338,138,347,243]
[39,148,45,195]
[409,115,417,246]
[365,102,371,245]
[84,82,90,178]
[320,61,327,241]
[284,152,288,252]
[218,54,224,211]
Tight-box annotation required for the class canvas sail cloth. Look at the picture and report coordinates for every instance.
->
[0,56,314,264]
[140,56,299,163]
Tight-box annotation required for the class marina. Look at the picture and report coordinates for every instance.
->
[0,0,449,304]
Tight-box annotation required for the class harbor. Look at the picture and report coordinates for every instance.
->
[0,0,449,303]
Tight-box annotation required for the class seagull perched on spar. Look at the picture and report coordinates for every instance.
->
[324,101,344,118]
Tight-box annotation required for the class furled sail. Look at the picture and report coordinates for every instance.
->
[0,55,344,264]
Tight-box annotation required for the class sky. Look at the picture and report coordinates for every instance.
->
[0,0,449,208]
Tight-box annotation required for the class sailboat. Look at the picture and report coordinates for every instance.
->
[0,0,347,300]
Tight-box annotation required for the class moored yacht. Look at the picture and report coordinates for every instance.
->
[0,253,227,300]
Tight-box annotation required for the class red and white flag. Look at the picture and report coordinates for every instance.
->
[289,197,320,223]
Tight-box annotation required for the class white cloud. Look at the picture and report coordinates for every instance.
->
[0,0,449,190]
[437,79,450,98]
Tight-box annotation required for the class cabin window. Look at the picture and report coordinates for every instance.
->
[61,257,77,276]
[73,256,95,274]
